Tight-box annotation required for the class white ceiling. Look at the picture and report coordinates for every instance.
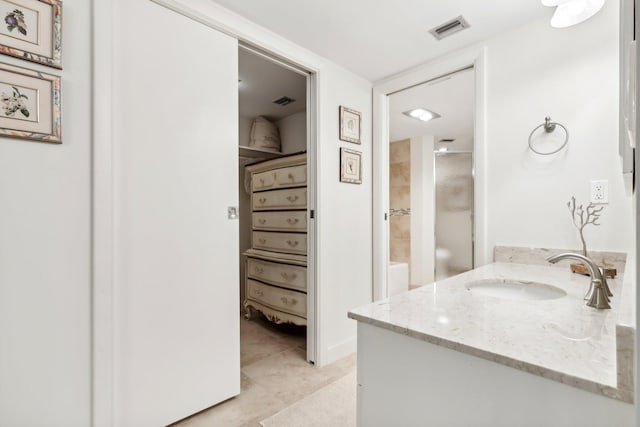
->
[389,68,474,151]
[213,0,552,81]
[239,48,307,121]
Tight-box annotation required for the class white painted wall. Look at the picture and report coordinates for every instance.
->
[319,70,372,363]
[0,1,91,425]
[410,135,435,285]
[277,110,307,153]
[486,0,632,254]
[112,1,240,425]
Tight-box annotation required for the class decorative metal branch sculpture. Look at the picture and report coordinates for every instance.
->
[567,196,604,257]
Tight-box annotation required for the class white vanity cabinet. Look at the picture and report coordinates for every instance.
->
[243,153,307,326]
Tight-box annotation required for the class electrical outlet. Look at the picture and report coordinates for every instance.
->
[590,180,609,204]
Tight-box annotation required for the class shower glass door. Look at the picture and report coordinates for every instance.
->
[434,152,473,280]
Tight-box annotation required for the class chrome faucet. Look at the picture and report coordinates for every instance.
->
[546,252,612,309]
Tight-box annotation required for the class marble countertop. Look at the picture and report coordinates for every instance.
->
[348,262,633,402]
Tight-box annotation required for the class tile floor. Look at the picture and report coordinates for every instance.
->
[173,313,356,427]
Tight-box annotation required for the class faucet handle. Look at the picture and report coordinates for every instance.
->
[598,267,613,298]
[586,279,611,310]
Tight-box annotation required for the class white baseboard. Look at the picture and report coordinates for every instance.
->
[324,336,357,366]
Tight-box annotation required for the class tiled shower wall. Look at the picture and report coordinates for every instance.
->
[389,140,411,271]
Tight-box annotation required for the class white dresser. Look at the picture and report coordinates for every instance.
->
[243,153,307,326]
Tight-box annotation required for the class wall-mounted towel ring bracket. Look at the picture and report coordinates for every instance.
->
[528,116,569,155]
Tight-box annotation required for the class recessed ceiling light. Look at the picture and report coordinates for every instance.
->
[403,108,441,122]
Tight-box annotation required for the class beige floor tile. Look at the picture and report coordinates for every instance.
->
[241,323,295,367]
[175,373,285,427]
[240,315,306,366]
[242,348,351,406]
[177,315,355,426]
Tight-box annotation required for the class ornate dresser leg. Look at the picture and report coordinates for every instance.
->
[243,301,253,320]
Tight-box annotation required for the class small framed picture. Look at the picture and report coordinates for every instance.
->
[0,0,62,69]
[339,105,361,144]
[0,61,61,143]
[340,147,362,184]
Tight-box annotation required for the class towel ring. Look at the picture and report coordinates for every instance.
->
[528,116,569,155]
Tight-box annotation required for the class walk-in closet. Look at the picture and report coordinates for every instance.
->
[237,45,313,363]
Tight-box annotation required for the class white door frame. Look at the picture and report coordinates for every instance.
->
[92,0,322,424]
[372,46,488,301]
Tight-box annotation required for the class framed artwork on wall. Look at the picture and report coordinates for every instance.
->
[0,0,62,69]
[340,147,362,184]
[0,61,61,143]
[339,105,361,144]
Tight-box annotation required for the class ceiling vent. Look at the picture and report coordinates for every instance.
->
[429,16,470,40]
[273,96,295,106]
[439,138,455,143]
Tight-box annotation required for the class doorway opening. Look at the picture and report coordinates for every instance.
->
[237,44,316,365]
[373,47,492,301]
[384,65,478,296]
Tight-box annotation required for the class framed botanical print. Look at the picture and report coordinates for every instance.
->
[0,61,61,143]
[340,147,362,184]
[0,0,62,69]
[339,105,361,144]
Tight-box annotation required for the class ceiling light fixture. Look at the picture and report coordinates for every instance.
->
[403,108,441,122]
[541,0,605,28]
[438,147,448,152]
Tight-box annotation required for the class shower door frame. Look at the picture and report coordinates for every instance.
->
[372,46,488,301]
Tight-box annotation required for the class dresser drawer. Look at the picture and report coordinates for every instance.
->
[253,188,306,211]
[253,164,307,192]
[253,231,307,255]
[247,279,307,318]
[252,211,307,232]
[247,258,307,292]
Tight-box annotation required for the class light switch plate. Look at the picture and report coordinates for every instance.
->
[590,180,608,204]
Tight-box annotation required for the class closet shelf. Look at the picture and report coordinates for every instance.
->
[239,145,284,160]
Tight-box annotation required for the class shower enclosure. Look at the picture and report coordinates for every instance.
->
[434,152,474,280]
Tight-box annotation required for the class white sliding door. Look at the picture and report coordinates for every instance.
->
[112,1,239,425]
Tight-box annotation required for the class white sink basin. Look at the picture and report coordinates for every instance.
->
[465,279,566,301]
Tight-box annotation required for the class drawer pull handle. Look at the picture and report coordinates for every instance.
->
[258,198,267,204]
[281,272,298,281]
[254,289,264,297]
[288,173,294,180]
[259,178,265,186]
[287,218,299,225]
[286,195,299,203]
[286,240,299,247]
[258,238,267,244]
[258,219,267,225]
[281,297,297,305]
[254,267,264,274]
